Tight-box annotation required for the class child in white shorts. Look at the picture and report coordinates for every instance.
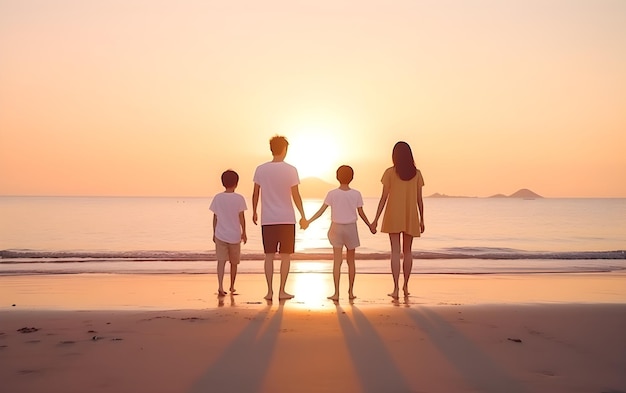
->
[304,165,374,300]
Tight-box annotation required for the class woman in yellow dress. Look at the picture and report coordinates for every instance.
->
[371,141,425,298]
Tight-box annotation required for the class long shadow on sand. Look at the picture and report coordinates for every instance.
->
[187,305,284,393]
[336,304,412,393]
[404,307,527,393]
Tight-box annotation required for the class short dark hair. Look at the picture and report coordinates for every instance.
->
[221,170,239,188]
[269,135,289,155]
[336,165,354,184]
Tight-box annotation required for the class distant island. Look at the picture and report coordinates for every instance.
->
[299,177,336,199]
[490,189,543,199]
[427,193,475,199]
[301,178,544,200]
[428,189,543,199]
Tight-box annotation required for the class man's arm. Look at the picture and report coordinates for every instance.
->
[252,183,260,225]
[291,185,307,228]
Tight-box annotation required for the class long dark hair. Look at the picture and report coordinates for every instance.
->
[392,141,417,181]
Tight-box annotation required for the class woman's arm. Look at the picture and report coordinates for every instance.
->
[371,183,390,231]
[417,183,424,233]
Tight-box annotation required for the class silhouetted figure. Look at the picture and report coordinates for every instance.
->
[210,170,247,296]
[304,165,374,300]
[371,141,425,298]
[252,135,307,300]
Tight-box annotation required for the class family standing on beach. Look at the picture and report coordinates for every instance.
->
[209,136,424,301]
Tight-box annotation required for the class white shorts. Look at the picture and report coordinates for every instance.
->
[328,222,360,250]
[215,238,241,264]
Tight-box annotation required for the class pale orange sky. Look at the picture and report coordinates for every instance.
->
[1,0,625,198]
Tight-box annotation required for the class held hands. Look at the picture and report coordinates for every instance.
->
[299,217,309,230]
[300,217,382,233]
[369,220,378,234]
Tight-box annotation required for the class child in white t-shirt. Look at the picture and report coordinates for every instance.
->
[209,170,247,296]
[304,165,374,300]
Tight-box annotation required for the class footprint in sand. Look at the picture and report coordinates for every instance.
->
[17,327,40,334]
[181,317,204,322]
[18,369,42,375]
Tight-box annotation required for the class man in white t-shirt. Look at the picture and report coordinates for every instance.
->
[209,170,247,297]
[303,165,374,300]
[252,135,307,300]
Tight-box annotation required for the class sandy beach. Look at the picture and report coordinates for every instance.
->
[1,272,625,393]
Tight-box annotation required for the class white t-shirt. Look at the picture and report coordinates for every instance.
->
[209,192,247,243]
[253,161,300,225]
[324,188,364,224]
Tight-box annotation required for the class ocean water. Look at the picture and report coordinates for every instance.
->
[1,196,625,275]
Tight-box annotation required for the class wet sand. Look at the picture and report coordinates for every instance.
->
[1,272,625,392]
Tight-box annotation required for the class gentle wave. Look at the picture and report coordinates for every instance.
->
[2,248,625,263]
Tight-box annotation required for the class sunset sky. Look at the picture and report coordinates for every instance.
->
[1,0,625,198]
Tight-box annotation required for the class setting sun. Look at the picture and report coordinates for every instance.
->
[287,130,340,181]
[1,1,625,198]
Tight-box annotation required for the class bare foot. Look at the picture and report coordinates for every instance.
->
[230,287,237,293]
[403,288,410,297]
[388,290,399,299]
[279,292,294,300]
[264,292,273,300]
[218,290,227,296]
[327,294,339,301]
[349,293,357,300]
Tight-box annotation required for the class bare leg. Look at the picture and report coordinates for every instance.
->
[217,260,227,296]
[278,253,294,299]
[328,247,342,300]
[229,262,238,293]
[346,248,356,299]
[402,233,414,296]
[388,233,401,298]
[264,253,274,300]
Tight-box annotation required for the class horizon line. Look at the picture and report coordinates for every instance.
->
[2,194,626,199]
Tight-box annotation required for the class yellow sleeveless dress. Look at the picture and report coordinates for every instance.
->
[380,167,424,237]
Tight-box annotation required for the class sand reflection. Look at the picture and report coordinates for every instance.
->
[289,272,334,309]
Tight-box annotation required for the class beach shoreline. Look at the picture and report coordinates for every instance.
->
[1,271,625,311]
[1,272,625,393]
[2,257,625,277]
